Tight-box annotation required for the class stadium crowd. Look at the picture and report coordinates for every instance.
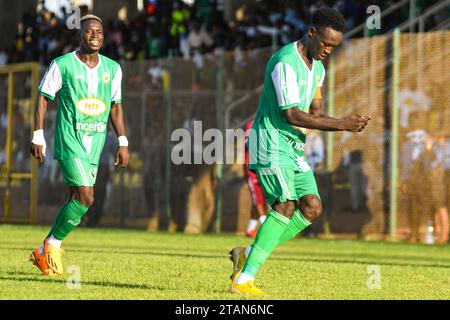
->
[0,0,437,66]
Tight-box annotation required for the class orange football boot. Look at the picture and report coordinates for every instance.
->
[29,248,55,276]
[43,239,64,275]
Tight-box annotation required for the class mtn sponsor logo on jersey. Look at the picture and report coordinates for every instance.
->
[76,98,107,116]
[76,121,107,133]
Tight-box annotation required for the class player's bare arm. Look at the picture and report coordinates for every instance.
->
[284,93,371,132]
[30,94,49,162]
[110,102,129,168]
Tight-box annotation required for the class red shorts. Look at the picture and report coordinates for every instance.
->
[245,170,265,206]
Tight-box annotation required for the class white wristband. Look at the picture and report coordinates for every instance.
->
[32,129,45,144]
[118,136,129,147]
[32,129,47,156]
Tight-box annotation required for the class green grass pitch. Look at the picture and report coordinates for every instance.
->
[1,224,449,300]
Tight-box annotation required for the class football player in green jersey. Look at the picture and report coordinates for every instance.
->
[30,15,129,276]
[229,7,371,295]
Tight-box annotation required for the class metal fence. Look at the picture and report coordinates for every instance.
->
[0,30,448,241]
[326,30,449,241]
[0,63,38,224]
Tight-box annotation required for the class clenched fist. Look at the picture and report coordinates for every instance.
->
[343,115,371,132]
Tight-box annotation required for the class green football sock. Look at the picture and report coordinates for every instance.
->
[47,199,89,241]
[278,209,311,245]
[241,209,290,277]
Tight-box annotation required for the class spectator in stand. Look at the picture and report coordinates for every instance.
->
[0,47,8,65]
[2,0,440,65]
[210,19,232,51]
[432,132,449,244]
[187,19,214,56]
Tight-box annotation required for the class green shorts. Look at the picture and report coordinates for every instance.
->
[58,158,98,187]
[256,167,320,206]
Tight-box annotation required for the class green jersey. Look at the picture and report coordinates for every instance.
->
[248,41,325,171]
[39,51,122,165]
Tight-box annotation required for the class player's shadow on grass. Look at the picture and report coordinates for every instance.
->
[272,255,450,269]
[276,249,450,264]
[0,272,163,290]
[0,272,244,296]
[66,246,225,260]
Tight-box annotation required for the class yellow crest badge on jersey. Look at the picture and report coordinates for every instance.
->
[102,72,111,84]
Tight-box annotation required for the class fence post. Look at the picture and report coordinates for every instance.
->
[165,50,173,229]
[390,28,400,241]
[30,63,39,224]
[215,48,225,234]
[324,55,336,235]
[4,71,14,220]
[409,0,416,33]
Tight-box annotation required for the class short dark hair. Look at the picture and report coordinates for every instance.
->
[312,7,345,33]
[80,14,103,26]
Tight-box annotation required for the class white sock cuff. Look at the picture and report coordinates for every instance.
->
[235,272,255,284]
[47,235,62,248]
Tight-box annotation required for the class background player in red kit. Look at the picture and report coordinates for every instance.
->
[243,119,267,237]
